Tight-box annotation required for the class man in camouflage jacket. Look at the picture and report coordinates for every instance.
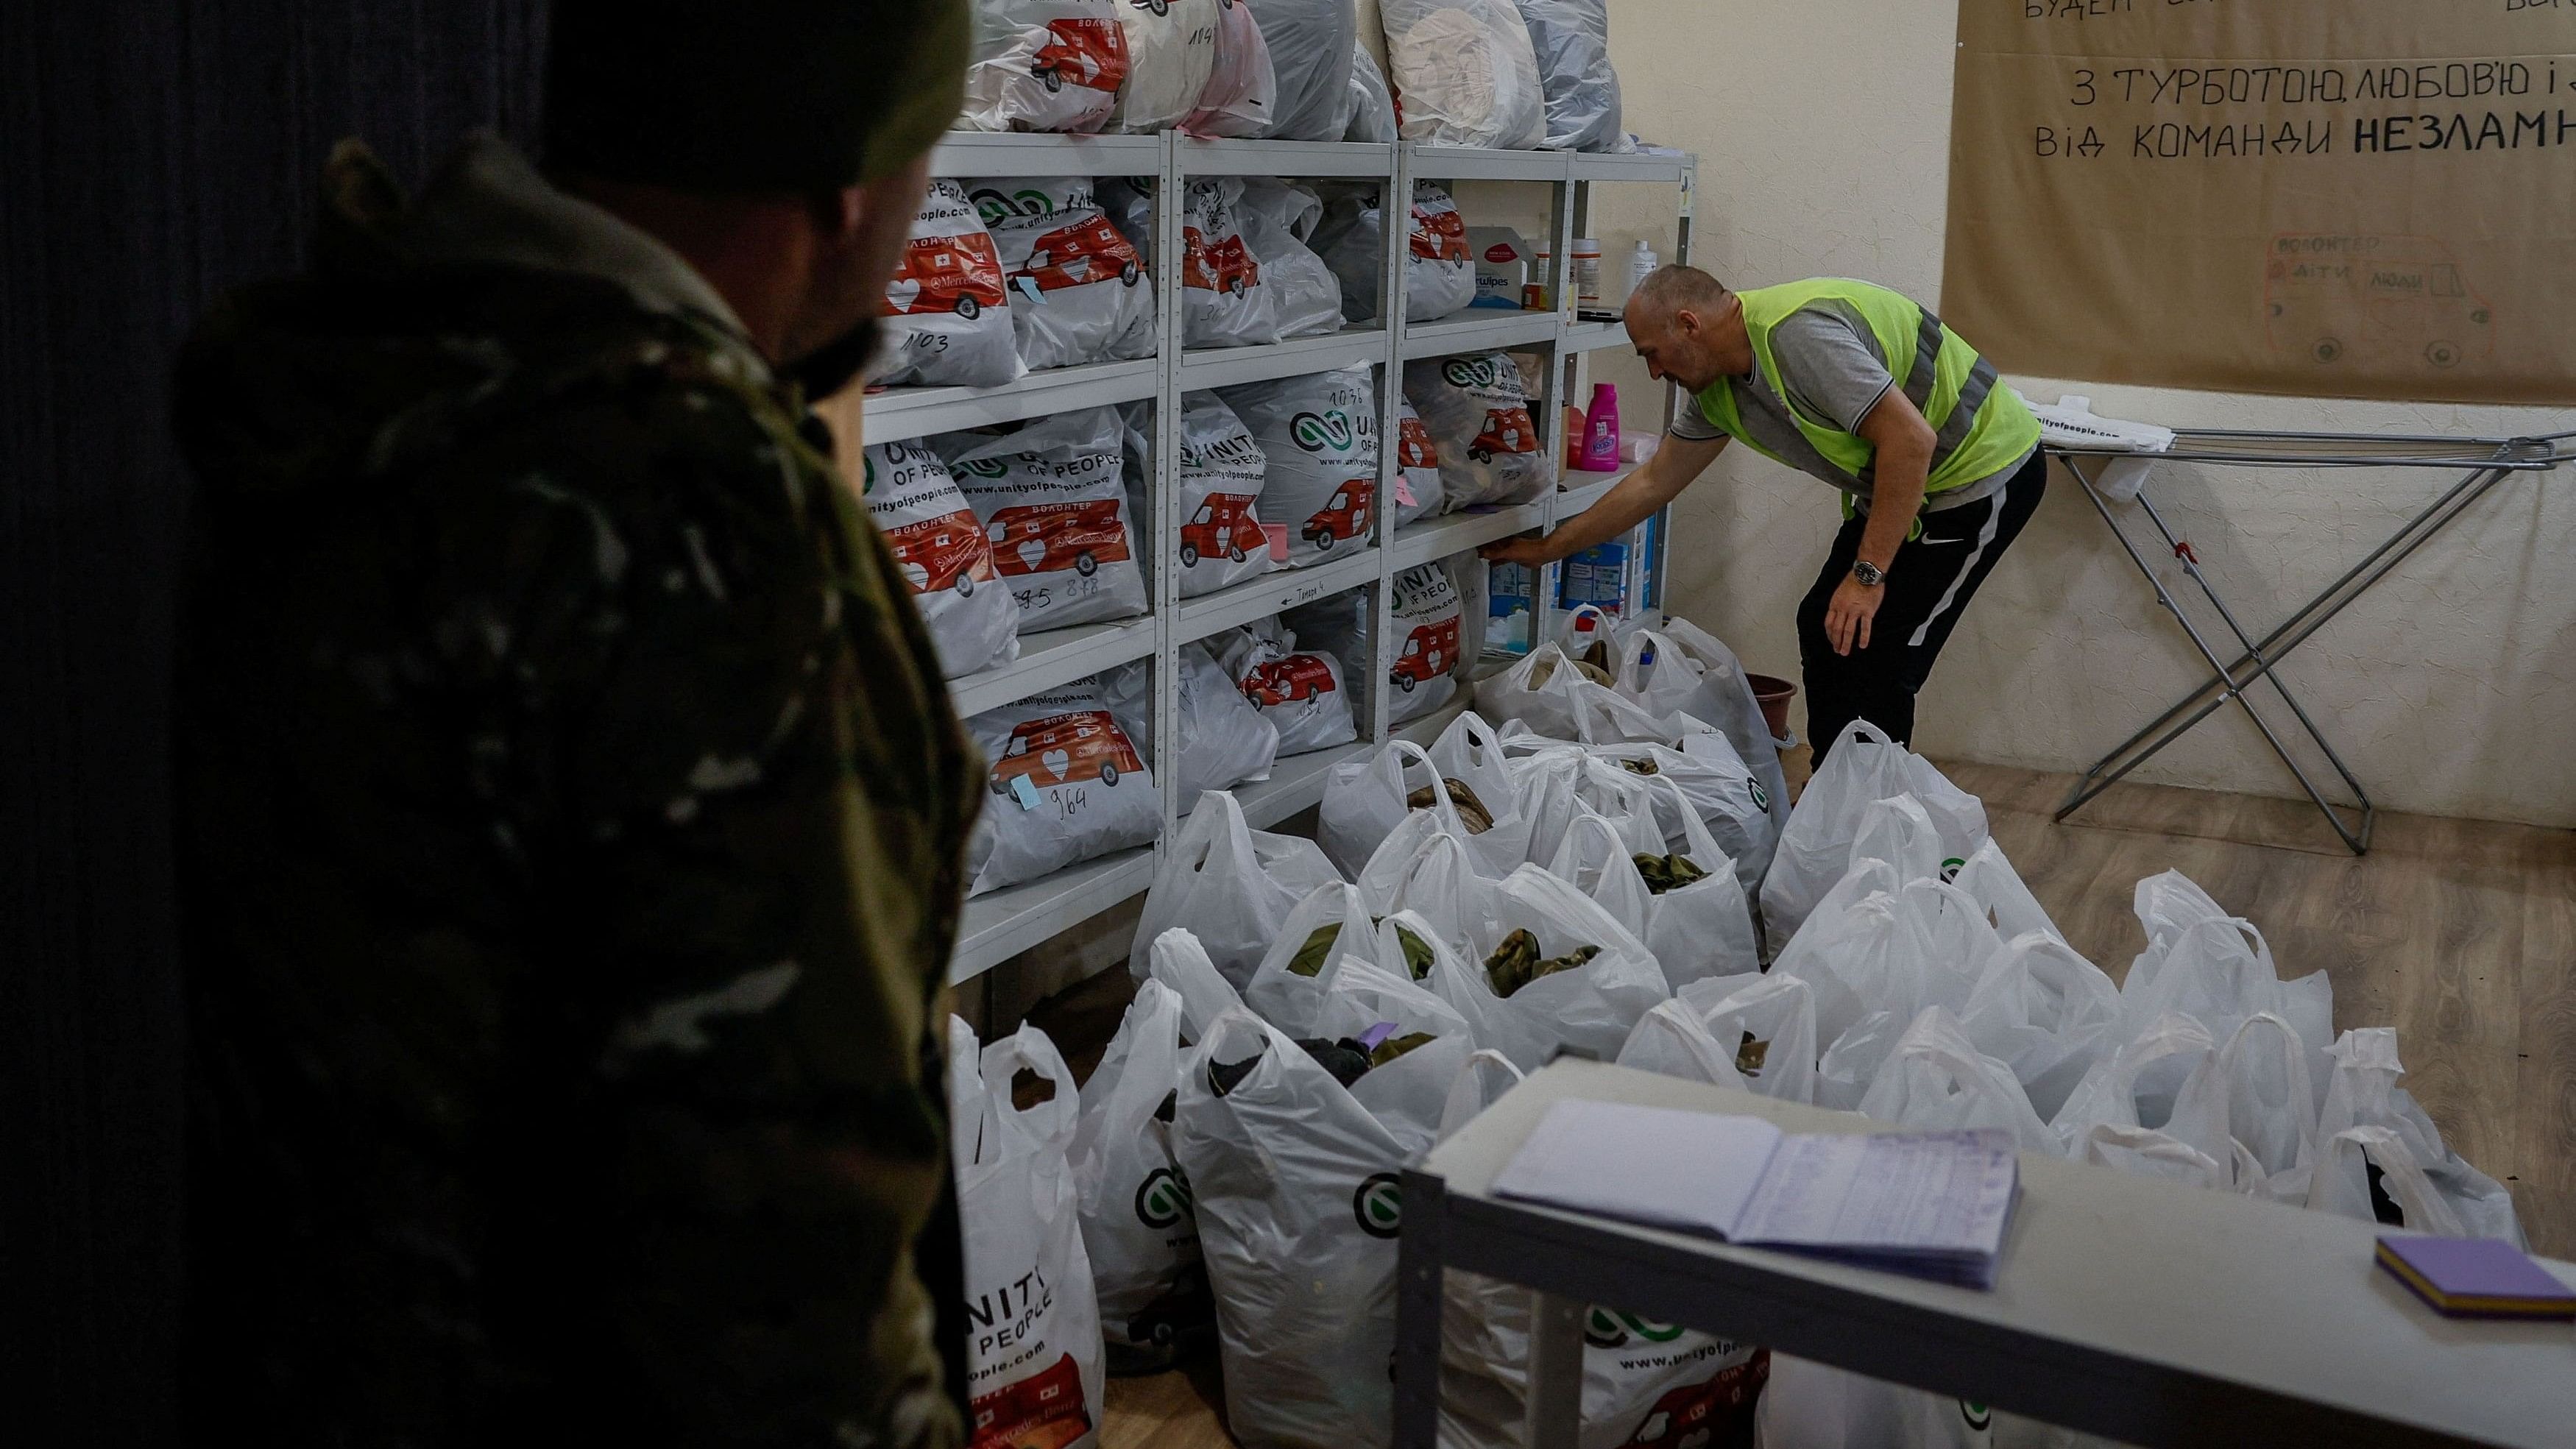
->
[170,4,980,1442]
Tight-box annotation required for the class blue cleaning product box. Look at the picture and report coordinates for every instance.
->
[1558,542,1629,612]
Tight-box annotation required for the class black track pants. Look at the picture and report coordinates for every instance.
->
[1797,450,2048,768]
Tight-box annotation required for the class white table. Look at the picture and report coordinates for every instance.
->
[1394,1059,2576,1448]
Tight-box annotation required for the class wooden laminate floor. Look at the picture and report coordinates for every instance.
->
[1022,761,2576,1449]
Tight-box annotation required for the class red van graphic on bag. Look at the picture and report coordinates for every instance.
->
[1179,493,1264,567]
[1240,654,1337,709]
[986,500,1130,577]
[1302,479,1373,549]
[1391,617,1460,692]
[1468,406,1537,463]
[1619,1353,1769,1449]
[885,508,997,597]
[1396,412,1438,470]
[989,713,1144,797]
[1030,17,1128,96]
[1409,202,1470,263]
[885,233,1007,319]
[1016,213,1144,295]
[967,1349,1094,1449]
[1182,228,1260,297]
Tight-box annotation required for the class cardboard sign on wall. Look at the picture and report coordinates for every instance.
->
[1942,1,2576,405]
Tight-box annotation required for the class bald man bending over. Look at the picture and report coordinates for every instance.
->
[1486,266,2047,765]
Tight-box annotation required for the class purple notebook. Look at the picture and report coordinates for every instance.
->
[2376,1235,2576,1319]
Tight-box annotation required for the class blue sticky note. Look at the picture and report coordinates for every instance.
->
[1010,775,1043,810]
[1013,275,1047,305]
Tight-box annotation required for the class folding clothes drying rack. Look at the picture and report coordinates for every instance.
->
[2048,425,2576,854]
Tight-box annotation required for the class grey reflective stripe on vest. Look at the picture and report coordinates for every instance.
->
[1903,306,2005,479]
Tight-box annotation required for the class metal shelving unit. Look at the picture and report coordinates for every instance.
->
[841,134,1696,982]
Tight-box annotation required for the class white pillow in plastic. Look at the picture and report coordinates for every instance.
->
[1220,366,1381,567]
[1515,0,1627,152]
[938,405,1151,632]
[874,179,1025,389]
[1312,180,1476,323]
[1253,0,1360,141]
[1216,621,1359,757]
[857,439,1021,679]
[1183,0,1275,138]
[963,675,1162,896]
[1404,351,1549,509]
[975,176,1158,369]
[1383,0,1546,149]
[1237,178,1345,341]
[958,0,1129,134]
[1111,0,1218,133]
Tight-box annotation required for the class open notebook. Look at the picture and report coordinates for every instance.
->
[1489,1099,2022,1289]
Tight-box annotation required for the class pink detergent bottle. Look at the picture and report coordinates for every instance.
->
[1578,383,1621,470]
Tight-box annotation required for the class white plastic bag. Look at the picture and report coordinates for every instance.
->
[1386,562,1467,720]
[876,179,1025,388]
[1237,178,1345,340]
[1130,789,1343,988]
[949,1019,1107,1449]
[1216,620,1358,756]
[1104,640,1278,805]
[1646,616,1793,846]
[1383,0,1546,149]
[975,177,1157,368]
[1550,801,1755,993]
[1950,835,2063,943]
[1761,719,1989,945]
[1220,366,1381,566]
[1170,1008,1414,1448]
[1110,0,1220,133]
[857,438,1021,679]
[941,406,1151,631]
[1404,351,1549,507]
[1856,1007,2057,1154]
[1183,0,1275,137]
[2165,1011,2316,1204]
[1360,823,1498,958]
[962,676,1161,896]
[1070,980,1212,1371]
[2308,1125,2464,1238]
[2115,915,2333,1098]
[1244,880,1381,1036]
[2310,1028,2526,1244]
[1255,0,1361,141]
[1174,177,1278,348]
[1515,0,1625,152]
[1958,932,2122,1123]
[1451,863,1671,1069]
[1312,180,1476,322]
[1312,956,1477,1147]
[1320,712,1533,877]
[1344,43,1398,144]
[2048,1013,2217,1152]
[959,0,1129,134]
[1677,971,1819,1104]
[1392,394,1448,525]
[2078,1122,2231,1191]
[1167,390,1273,596]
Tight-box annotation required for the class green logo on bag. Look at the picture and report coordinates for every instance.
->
[959,457,1009,478]
[1941,857,1967,883]
[1440,356,1502,389]
[1291,409,1354,453]
[1135,1166,1192,1229]
[1354,1172,1403,1238]
[1961,1401,1992,1431]
[1584,1308,1686,1348]
[1748,781,1770,813]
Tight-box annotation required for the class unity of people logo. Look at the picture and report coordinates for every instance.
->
[1353,1172,1403,1239]
[1291,409,1356,453]
[1134,1166,1191,1230]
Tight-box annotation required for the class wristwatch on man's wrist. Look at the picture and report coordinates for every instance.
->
[1850,559,1886,588]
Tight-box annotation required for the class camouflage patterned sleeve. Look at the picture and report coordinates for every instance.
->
[432,363,975,1448]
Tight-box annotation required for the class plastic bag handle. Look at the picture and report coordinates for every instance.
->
[1381,737,1473,837]
[982,1026,1080,1152]
[1553,810,1634,883]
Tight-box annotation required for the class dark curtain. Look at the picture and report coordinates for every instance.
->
[0,4,547,1438]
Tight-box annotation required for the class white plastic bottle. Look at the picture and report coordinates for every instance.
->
[1571,238,1602,311]
[1627,239,1659,302]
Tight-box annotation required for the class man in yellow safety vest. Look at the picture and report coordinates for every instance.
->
[1486,265,2046,765]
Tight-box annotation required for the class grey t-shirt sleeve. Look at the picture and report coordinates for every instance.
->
[1771,305,1896,433]
[1667,401,1724,441]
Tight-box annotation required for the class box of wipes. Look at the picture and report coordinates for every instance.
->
[1467,226,1531,310]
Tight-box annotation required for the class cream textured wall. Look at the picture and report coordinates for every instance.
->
[1577,0,2576,827]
